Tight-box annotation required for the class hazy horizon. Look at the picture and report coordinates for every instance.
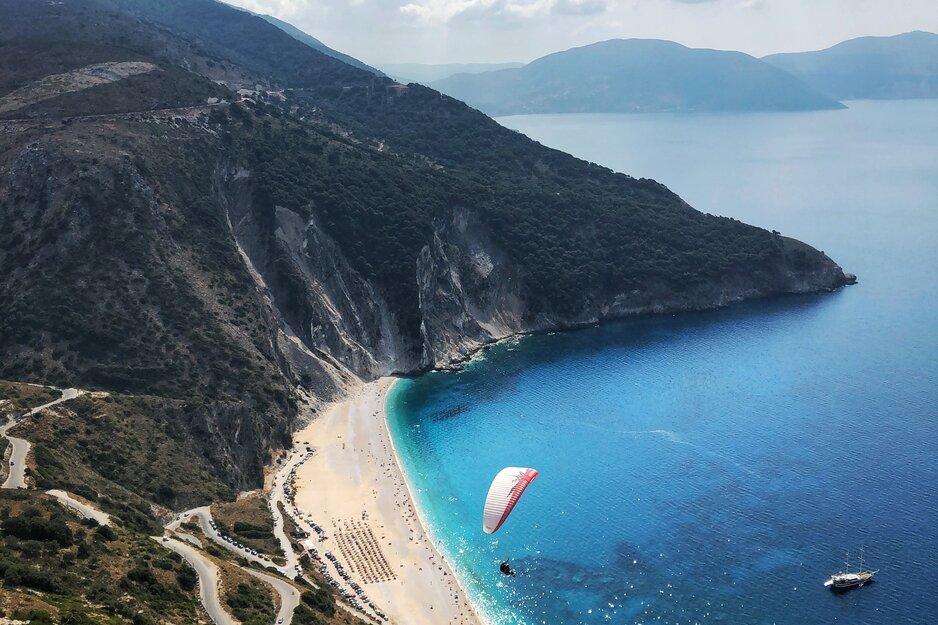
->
[225,0,938,65]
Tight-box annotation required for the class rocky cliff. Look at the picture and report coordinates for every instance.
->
[214,165,853,382]
[414,210,851,368]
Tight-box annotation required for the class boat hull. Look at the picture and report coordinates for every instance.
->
[825,572,875,591]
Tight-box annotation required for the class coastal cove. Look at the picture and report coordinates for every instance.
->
[384,100,938,625]
[4,3,938,622]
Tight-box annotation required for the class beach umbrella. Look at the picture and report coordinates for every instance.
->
[482,467,539,534]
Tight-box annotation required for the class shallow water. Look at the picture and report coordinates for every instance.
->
[387,100,938,625]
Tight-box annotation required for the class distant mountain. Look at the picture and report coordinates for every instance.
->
[763,31,938,100]
[432,39,844,116]
[258,14,384,76]
[376,62,524,84]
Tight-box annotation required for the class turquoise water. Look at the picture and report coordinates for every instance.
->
[387,101,938,625]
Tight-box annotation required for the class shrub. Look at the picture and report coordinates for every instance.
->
[226,582,275,625]
[125,563,157,586]
[292,603,325,625]
[12,609,54,625]
[176,566,197,591]
[2,511,73,546]
[94,525,117,541]
[301,588,335,617]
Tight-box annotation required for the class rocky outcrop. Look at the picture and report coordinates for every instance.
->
[221,188,853,378]
[409,211,853,370]
[416,210,526,367]
[216,163,419,409]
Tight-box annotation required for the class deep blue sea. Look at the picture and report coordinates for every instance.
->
[387,100,938,625]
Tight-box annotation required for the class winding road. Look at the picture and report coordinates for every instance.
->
[2,387,82,489]
[1,431,30,489]
[171,506,290,575]
[247,568,300,625]
[37,485,241,625]
[157,536,237,625]
[270,454,305,576]
[47,489,111,526]
[24,388,81,417]
[165,505,306,625]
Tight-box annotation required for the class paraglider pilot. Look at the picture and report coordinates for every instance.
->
[483,467,538,578]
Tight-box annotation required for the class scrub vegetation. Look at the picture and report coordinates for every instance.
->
[211,493,283,558]
[225,578,276,625]
[0,490,201,624]
[17,393,234,519]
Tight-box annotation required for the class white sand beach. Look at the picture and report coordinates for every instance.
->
[292,378,482,625]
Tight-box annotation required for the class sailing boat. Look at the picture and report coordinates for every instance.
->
[824,548,878,590]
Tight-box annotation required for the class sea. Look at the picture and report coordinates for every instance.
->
[386,100,938,625]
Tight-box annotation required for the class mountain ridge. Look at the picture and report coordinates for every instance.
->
[431,38,845,115]
[763,31,938,100]
[256,13,385,77]
[377,62,524,84]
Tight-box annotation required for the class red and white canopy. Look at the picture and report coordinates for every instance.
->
[482,467,539,534]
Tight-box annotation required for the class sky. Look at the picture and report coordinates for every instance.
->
[225,0,938,65]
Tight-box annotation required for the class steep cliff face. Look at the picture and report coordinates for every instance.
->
[412,210,852,369]
[213,175,853,381]
[417,210,527,366]
[216,164,419,381]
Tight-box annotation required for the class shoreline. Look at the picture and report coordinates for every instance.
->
[401,283,855,377]
[381,380,497,625]
[290,378,483,625]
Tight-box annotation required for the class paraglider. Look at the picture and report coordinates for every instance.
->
[483,467,538,576]
[482,467,539,534]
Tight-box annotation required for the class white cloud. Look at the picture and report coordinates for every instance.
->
[232,0,307,18]
[399,0,603,23]
[399,0,497,22]
[554,0,607,15]
[226,0,938,65]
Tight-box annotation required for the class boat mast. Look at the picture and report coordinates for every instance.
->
[859,547,864,573]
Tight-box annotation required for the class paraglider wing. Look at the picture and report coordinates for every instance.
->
[482,467,539,534]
